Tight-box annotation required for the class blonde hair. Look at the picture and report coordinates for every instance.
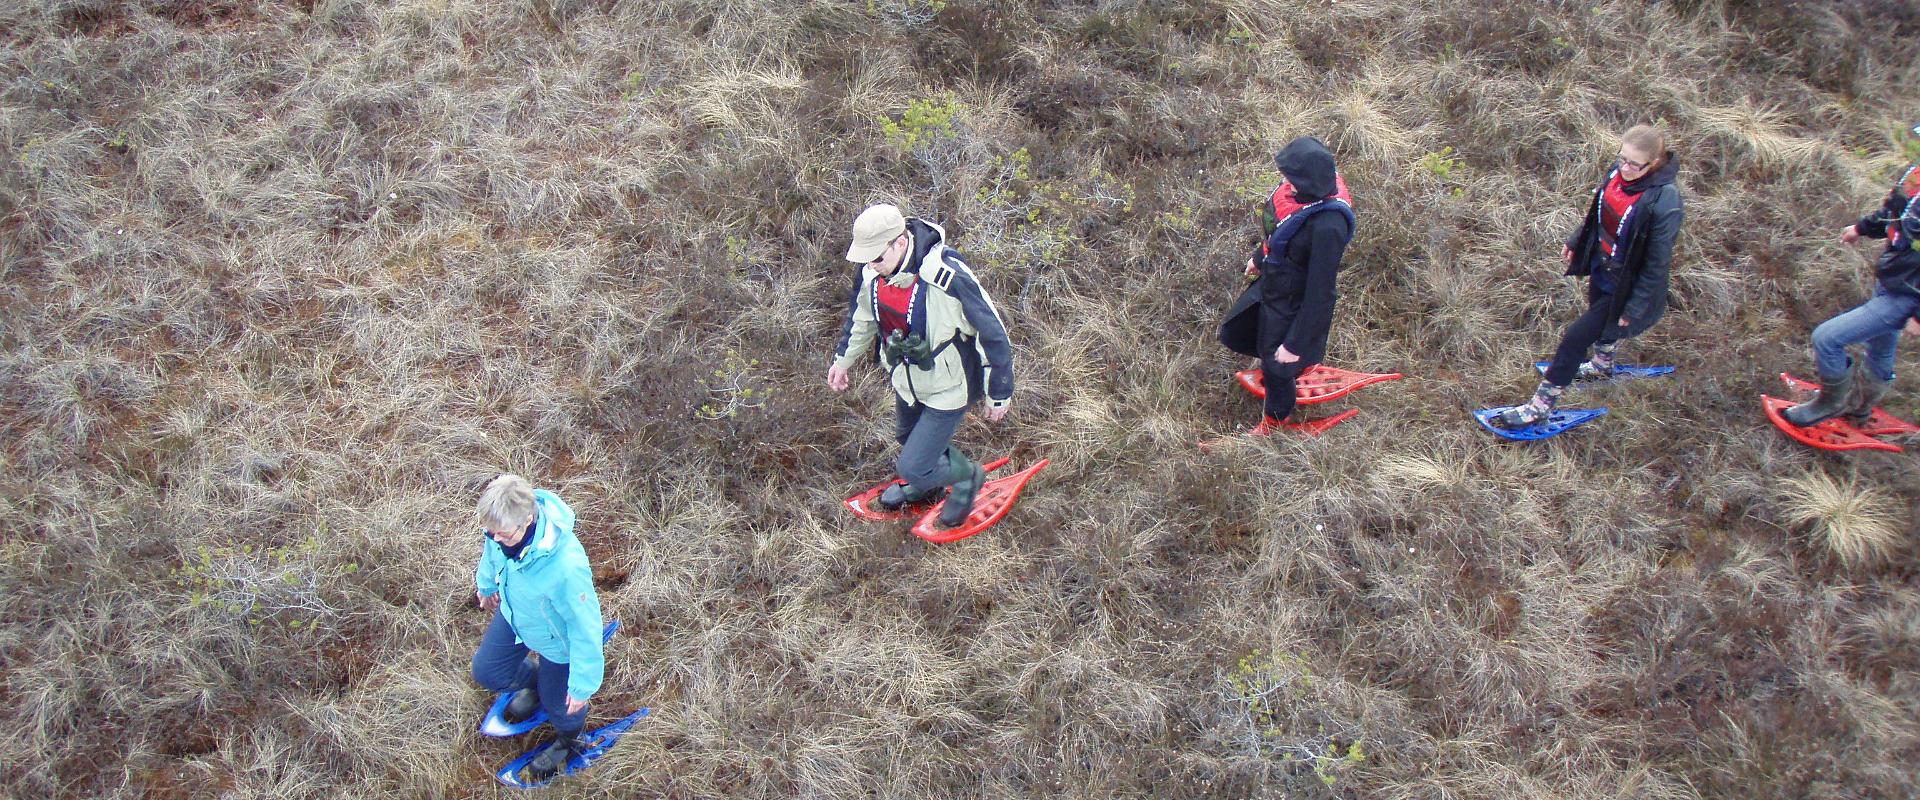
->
[475,474,536,532]
[1623,124,1671,163]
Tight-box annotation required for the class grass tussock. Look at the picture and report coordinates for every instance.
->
[2,0,1919,798]
[1777,470,1907,568]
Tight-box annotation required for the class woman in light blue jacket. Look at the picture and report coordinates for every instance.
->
[469,474,605,779]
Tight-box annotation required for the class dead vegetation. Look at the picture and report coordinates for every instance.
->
[2,0,1919,797]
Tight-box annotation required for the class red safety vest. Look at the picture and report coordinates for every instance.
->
[1260,175,1353,259]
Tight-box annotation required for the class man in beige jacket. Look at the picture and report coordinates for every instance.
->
[828,204,1014,528]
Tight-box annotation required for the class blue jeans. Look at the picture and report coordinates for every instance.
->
[471,610,588,736]
[1809,286,1919,382]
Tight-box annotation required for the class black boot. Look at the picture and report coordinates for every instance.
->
[528,733,589,780]
[875,480,937,512]
[1846,369,1891,424]
[503,686,539,723]
[1783,370,1858,427]
[937,447,986,528]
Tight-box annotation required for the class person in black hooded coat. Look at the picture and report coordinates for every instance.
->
[1217,136,1356,435]
[1493,125,1684,428]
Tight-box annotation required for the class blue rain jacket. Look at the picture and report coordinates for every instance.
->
[474,489,605,700]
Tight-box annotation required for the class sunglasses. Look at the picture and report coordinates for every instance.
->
[867,236,904,265]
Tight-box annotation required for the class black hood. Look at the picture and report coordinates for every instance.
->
[1274,137,1339,201]
[901,217,946,274]
[1622,152,1679,194]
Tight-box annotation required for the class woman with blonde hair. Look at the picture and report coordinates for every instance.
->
[1492,124,1685,428]
[467,474,605,780]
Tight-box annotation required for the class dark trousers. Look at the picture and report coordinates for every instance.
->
[1542,289,1621,387]
[894,398,970,492]
[471,610,587,736]
[1261,358,1311,421]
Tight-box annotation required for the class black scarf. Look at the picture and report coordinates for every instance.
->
[1622,152,1679,195]
[495,517,538,561]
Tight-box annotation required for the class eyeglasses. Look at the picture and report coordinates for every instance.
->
[485,515,535,542]
[1618,154,1650,171]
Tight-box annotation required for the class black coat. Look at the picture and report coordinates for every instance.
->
[1565,156,1684,340]
[1218,138,1354,365]
[1856,164,1920,297]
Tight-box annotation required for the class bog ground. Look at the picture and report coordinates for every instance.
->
[3,1,1919,798]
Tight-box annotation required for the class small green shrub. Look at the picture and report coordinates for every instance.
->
[697,349,774,420]
[867,0,946,27]
[970,146,1134,267]
[1225,650,1367,790]
[880,94,964,154]
[1420,146,1465,181]
[171,534,358,631]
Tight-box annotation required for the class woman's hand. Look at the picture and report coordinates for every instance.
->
[1244,257,1259,279]
[477,591,499,612]
[1273,344,1300,364]
[1841,225,1861,245]
[566,695,588,715]
[1562,245,1573,265]
[826,364,850,392]
[1905,317,1920,337]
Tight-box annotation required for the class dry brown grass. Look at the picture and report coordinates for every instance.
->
[3,0,1920,798]
[1778,469,1906,568]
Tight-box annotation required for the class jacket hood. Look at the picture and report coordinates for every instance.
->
[521,488,576,562]
[1623,152,1679,194]
[1275,137,1338,201]
[887,217,946,288]
[903,217,946,271]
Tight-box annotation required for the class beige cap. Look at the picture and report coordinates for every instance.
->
[845,204,907,263]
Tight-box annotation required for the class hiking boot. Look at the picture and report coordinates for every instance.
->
[1574,360,1615,382]
[1845,371,1891,424]
[936,449,986,528]
[1490,403,1549,429]
[875,481,937,512]
[1491,380,1563,429]
[1783,371,1858,427]
[503,686,539,724]
[528,733,590,780]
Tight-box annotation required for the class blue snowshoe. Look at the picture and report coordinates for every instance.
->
[1535,361,1674,385]
[1473,406,1609,441]
[495,707,650,789]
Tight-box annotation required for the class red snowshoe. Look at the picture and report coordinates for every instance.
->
[1233,364,1403,404]
[1763,373,1914,453]
[844,457,1047,544]
[910,459,1050,544]
[844,457,1011,521]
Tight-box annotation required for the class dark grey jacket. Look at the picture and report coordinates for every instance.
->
[1565,155,1683,340]
[1857,164,1920,298]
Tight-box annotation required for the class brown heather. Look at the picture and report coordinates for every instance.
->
[2,0,1918,798]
